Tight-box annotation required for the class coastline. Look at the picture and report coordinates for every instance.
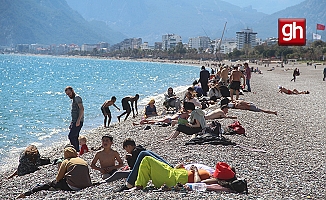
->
[1,59,325,199]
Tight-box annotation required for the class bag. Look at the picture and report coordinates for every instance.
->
[210,121,222,136]
[220,97,230,106]
[228,121,246,135]
[230,179,248,194]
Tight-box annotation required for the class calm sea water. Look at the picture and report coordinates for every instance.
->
[0,54,199,171]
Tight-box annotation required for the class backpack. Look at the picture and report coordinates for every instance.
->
[200,121,222,136]
[230,179,248,194]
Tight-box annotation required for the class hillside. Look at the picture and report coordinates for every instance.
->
[0,0,126,46]
[66,0,267,43]
[249,0,326,40]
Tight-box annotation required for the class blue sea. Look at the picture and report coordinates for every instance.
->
[0,54,199,171]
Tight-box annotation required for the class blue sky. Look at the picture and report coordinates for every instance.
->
[224,0,305,14]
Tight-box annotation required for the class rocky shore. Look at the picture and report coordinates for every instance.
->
[1,62,325,199]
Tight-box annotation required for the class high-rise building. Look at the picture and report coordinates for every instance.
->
[236,28,257,50]
[162,34,182,50]
[188,36,210,50]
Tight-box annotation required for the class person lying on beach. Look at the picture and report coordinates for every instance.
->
[7,145,50,179]
[16,146,92,198]
[115,146,173,192]
[228,100,277,115]
[205,105,237,120]
[117,94,139,122]
[132,111,190,127]
[115,156,209,192]
[144,99,158,118]
[278,86,310,94]
[165,102,207,140]
[101,96,120,127]
[91,135,123,179]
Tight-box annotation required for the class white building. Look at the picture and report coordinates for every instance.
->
[188,36,210,50]
[162,34,182,50]
[236,28,257,50]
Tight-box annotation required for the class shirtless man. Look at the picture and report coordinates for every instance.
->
[278,86,309,95]
[117,94,139,122]
[205,105,237,120]
[91,135,123,179]
[229,65,245,101]
[229,100,277,115]
[219,66,229,85]
[101,96,120,127]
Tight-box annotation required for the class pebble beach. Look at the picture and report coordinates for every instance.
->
[1,61,325,199]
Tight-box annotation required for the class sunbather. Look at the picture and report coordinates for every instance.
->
[228,100,277,115]
[205,105,237,120]
[278,86,309,94]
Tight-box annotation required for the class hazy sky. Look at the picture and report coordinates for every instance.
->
[224,0,306,14]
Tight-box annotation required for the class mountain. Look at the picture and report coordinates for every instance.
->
[253,0,326,40]
[66,0,268,43]
[0,0,126,46]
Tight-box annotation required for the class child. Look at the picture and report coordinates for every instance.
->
[101,96,120,127]
[78,136,89,156]
[91,135,123,179]
[122,138,146,170]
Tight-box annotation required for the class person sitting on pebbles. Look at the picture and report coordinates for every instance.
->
[278,86,309,95]
[17,146,92,198]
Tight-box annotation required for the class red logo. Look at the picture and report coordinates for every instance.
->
[278,18,306,46]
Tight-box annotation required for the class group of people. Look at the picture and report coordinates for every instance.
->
[15,136,247,198]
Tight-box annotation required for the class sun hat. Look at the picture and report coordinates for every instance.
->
[213,162,235,180]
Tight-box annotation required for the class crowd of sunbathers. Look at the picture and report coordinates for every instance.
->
[13,63,311,198]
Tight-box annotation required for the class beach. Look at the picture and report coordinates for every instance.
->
[1,61,325,199]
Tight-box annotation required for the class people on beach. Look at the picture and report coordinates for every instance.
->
[91,135,123,179]
[229,65,245,101]
[132,111,190,127]
[199,66,210,96]
[65,86,84,152]
[17,146,92,198]
[117,94,139,122]
[219,65,229,85]
[228,100,277,115]
[192,80,204,97]
[208,83,221,102]
[163,87,181,111]
[323,67,326,81]
[144,99,158,118]
[101,96,120,127]
[166,102,207,140]
[278,86,309,94]
[78,136,89,156]
[184,91,202,108]
[205,105,237,120]
[290,68,300,82]
[244,63,252,92]
[115,140,173,192]
[7,145,48,179]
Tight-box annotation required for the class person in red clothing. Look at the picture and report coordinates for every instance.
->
[78,136,89,156]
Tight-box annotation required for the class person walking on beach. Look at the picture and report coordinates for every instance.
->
[101,96,120,127]
[323,67,326,81]
[65,86,84,152]
[291,68,299,82]
[199,66,210,96]
[229,65,245,101]
[244,63,251,92]
[117,94,139,122]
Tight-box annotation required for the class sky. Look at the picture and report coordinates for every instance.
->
[224,0,306,14]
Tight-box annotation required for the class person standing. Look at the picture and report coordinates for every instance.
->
[199,66,210,96]
[323,67,326,81]
[291,68,299,82]
[65,86,84,152]
[229,65,245,102]
[101,96,120,127]
[244,63,251,92]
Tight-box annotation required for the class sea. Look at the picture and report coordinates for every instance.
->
[0,54,200,172]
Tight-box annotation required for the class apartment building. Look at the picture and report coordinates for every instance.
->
[236,28,257,50]
[162,34,182,50]
[188,36,210,50]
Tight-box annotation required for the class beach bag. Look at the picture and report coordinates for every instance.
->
[220,97,230,106]
[230,179,248,194]
[228,121,245,135]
